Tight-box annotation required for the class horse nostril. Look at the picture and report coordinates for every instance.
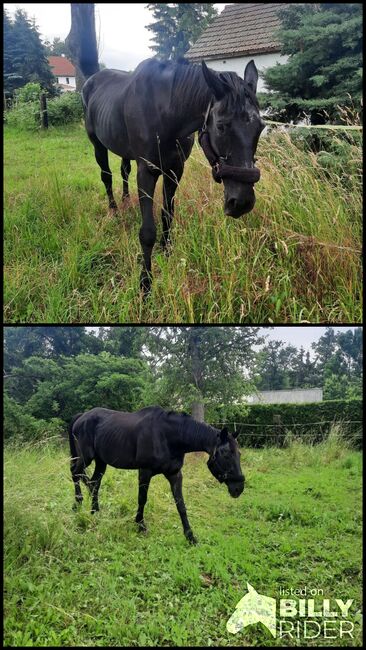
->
[226,198,237,212]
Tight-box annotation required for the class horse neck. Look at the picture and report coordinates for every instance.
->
[171,64,213,138]
[179,418,218,454]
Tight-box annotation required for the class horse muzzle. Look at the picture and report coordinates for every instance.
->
[225,196,256,218]
[227,479,245,498]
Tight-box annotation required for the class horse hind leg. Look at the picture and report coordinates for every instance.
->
[89,132,117,210]
[70,457,89,510]
[121,158,131,201]
[87,457,107,514]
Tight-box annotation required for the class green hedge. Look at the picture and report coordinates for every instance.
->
[213,399,362,448]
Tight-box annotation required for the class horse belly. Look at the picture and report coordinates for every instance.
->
[94,430,139,469]
[89,96,133,159]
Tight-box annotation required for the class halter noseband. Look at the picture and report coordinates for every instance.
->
[198,99,261,185]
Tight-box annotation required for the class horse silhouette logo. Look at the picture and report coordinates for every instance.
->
[227,582,276,638]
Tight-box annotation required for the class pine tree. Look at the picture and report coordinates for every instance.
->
[146,3,218,60]
[260,3,363,123]
[4,9,56,98]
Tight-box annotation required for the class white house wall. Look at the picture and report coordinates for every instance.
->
[247,388,323,405]
[206,53,288,92]
[57,76,76,88]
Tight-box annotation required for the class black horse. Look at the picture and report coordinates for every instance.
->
[69,406,244,544]
[80,54,265,294]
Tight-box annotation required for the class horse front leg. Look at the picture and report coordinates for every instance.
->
[135,468,153,532]
[161,161,184,251]
[137,161,159,295]
[121,158,131,201]
[165,470,197,544]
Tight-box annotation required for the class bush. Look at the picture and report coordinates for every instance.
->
[14,82,42,104]
[4,91,84,130]
[288,128,362,182]
[46,92,84,126]
[212,399,363,448]
[4,394,64,443]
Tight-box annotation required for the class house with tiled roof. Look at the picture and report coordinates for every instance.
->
[48,55,76,92]
[186,3,289,92]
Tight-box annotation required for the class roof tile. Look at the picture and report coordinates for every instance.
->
[186,3,288,60]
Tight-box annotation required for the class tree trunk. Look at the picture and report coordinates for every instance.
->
[191,400,205,422]
[65,3,99,91]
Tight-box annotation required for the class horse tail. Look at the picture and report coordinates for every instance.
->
[68,412,84,463]
[65,4,99,81]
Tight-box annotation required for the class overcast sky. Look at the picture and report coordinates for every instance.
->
[4,3,227,70]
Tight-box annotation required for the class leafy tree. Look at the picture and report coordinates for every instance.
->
[336,328,363,377]
[43,37,69,57]
[4,326,103,373]
[255,340,288,391]
[12,352,150,424]
[144,327,262,421]
[3,8,56,99]
[103,327,146,358]
[261,3,363,123]
[146,3,218,60]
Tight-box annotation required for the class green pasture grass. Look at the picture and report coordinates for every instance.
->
[4,124,362,323]
[4,430,362,646]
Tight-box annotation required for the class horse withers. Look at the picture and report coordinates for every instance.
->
[69,406,244,544]
[80,56,265,294]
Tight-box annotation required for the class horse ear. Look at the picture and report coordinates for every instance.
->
[220,427,229,442]
[244,59,258,94]
[202,60,227,100]
[232,429,239,439]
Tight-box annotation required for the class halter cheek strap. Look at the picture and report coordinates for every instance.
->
[198,99,261,185]
[207,445,243,484]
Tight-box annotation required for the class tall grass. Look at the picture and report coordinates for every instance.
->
[4,430,362,646]
[4,124,362,322]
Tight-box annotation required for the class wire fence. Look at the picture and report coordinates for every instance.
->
[211,420,363,446]
[264,120,362,131]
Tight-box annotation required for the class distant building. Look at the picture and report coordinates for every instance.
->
[185,3,289,93]
[48,55,76,92]
[246,388,323,405]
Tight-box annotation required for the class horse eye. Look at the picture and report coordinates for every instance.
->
[217,123,225,133]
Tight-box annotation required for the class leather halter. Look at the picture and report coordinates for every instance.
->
[198,99,261,185]
[207,445,243,484]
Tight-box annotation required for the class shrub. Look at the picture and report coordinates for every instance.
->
[212,399,363,448]
[4,394,64,443]
[46,92,84,126]
[4,92,84,130]
[14,82,42,104]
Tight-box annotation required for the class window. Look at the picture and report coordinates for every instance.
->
[66,77,69,85]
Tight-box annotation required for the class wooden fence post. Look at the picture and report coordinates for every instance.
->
[40,92,48,129]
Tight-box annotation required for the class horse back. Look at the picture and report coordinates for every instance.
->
[72,407,177,472]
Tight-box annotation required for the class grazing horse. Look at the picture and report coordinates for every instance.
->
[80,54,265,294]
[69,406,244,544]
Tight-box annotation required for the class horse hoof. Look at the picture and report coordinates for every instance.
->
[137,522,147,534]
[187,532,198,545]
[160,238,172,254]
[140,274,152,297]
